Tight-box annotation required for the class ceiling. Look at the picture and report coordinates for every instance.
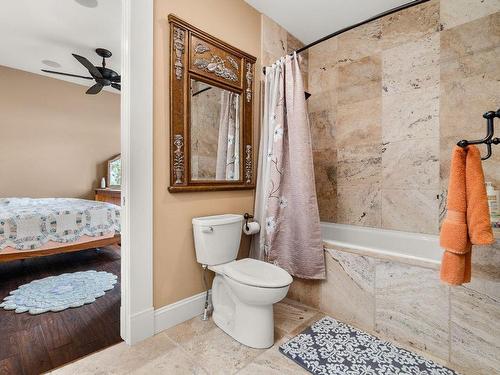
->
[245,0,413,44]
[0,0,121,90]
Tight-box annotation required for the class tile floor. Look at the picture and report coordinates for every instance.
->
[48,298,322,375]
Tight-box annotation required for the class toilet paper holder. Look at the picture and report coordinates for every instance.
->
[243,213,253,231]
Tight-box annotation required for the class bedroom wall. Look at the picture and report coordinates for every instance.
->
[153,0,261,308]
[0,66,120,199]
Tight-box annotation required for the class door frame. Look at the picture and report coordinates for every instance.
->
[120,0,155,344]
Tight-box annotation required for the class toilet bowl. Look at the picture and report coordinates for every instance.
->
[192,214,292,349]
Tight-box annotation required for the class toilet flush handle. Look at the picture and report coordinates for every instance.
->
[201,226,214,233]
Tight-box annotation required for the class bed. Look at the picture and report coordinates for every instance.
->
[0,198,121,262]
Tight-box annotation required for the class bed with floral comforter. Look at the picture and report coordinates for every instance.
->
[0,198,121,251]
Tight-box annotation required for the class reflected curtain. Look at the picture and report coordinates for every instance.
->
[216,91,240,180]
[250,53,325,279]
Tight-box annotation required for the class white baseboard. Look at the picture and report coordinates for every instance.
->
[154,290,211,334]
[129,307,155,344]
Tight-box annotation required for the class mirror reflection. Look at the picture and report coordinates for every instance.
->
[190,79,241,181]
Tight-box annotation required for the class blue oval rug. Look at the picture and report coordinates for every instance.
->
[0,270,117,314]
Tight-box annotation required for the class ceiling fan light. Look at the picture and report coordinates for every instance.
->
[74,0,98,8]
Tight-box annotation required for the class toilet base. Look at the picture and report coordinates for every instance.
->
[211,275,278,349]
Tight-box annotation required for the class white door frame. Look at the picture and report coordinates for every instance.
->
[120,0,155,345]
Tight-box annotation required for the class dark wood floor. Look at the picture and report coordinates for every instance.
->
[0,246,121,375]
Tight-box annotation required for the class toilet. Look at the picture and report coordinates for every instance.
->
[192,214,292,349]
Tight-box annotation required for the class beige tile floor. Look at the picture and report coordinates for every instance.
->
[48,298,322,375]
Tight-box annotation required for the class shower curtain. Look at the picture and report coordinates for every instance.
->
[216,91,240,180]
[250,53,325,279]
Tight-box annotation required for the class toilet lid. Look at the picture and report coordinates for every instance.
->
[223,258,293,288]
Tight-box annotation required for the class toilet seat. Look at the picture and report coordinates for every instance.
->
[216,258,293,288]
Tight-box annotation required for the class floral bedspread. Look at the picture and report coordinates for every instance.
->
[0,198,121,250]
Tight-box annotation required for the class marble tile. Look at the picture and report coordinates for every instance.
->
[336,97,382,147]
[237,335,309,375]
[382,85,439,143]
[440,74,500,140]
[309,110,336,151]
[380,0,440,50]
[286,277,321,309]
[375,261,450,360]
[382,137,439,190]
[468,240,500,301]
[320,248,375,331]
[308,38,338,72]
[381,189,440,234]
[450,285,500,374]
[382,33,440,96]
[337,143,382,187]
[337,19,382,62]
[313,149,337,222]
[170,320,263,374]
[262,15,287,66]
[308,64,337,95]
[164,315,217,346]
[307,89,337,113]
[337,55,382,105]
[440,0,500,31]
[51,333,204,375]
[336,185,382,227]
[441,45,500,84]
[441,11,500,56]
[273,298,319,335]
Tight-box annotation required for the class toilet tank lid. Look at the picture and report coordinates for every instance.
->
[192,214,243,226]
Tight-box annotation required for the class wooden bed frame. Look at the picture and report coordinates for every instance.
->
[0,234,121,263]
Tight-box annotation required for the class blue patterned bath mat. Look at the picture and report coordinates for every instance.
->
[0,270,117,314]
[279,316,459,375]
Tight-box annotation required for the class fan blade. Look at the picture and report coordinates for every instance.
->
[41,69,94,80]
[86,83,103,95]
[111,83,121,91]
[72,54,102,78]
[110,75,121,83]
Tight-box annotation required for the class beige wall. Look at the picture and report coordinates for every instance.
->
[153,0,261,308]
[0,66,120,199]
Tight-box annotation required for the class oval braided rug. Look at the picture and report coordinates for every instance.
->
[0,270,117,314]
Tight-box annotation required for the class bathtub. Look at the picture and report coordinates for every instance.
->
[321,222,443,269]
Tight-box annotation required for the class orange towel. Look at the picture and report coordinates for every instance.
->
[440,146,495,285]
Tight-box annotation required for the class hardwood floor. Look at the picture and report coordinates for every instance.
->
[0,246,121,375]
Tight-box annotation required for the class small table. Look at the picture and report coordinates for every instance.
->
[95,188,121,206]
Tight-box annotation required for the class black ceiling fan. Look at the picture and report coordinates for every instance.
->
[41,48,121,95]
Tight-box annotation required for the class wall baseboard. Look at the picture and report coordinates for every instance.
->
[129,307,155,345]
[154,291,211,334]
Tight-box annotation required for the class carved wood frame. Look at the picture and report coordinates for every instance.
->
[168,14,256,192]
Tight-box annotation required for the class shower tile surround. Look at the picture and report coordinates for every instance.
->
[263,1,500,374]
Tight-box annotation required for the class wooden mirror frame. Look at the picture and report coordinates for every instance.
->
[168,15,256,192]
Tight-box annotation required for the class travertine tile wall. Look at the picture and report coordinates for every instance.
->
[261,2,500,374]
[306,0,500,235]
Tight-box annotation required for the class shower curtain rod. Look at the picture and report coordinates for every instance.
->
[263,0,431,73]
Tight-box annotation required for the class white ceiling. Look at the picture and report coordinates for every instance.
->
[245,0,413,44]
[0,0,121,90]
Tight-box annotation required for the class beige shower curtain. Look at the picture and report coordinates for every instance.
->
[250,53,325,279]
[216,91,240,180]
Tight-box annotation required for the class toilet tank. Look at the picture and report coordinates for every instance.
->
[192,214,243,266]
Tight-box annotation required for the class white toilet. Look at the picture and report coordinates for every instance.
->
[192,214,292,349]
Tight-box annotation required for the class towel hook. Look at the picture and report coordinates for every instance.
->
[457,109,500,160]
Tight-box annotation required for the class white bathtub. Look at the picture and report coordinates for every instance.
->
[321,222,443,268]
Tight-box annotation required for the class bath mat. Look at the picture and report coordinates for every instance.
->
[0,270,117,314]
[279,316,459,375]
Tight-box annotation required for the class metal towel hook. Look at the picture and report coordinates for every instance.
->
[457,109,500,160]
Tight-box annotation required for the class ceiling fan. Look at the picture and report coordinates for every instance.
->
[41,48,120,95]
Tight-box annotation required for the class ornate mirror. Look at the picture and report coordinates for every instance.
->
[107,154,121,188]
[168,15,256,192]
